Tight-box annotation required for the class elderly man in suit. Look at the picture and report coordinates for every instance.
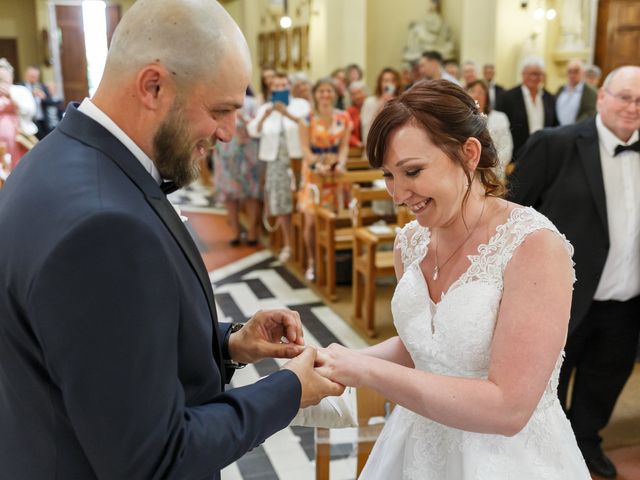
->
[507,65,640,479]
[19,65,56,139]
[0,1,343,479]
[497,57,558,162]
[556,58,597,125]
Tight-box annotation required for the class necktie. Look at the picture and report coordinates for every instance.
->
[614,140,640,157]
[160,180,179,195]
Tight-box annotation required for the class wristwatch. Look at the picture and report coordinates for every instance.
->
[223,323,247,369]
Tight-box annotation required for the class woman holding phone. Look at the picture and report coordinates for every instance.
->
[248,73,310,263]
[361,67,402,145]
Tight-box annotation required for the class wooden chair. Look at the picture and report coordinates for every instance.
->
[352,186,413,336]
[312,169,384,301]
[315,386,393,480]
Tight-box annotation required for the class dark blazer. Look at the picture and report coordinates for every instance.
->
[497,85,558,160]
[556,82,597,123]
[0,105,301,479]
[506,118,633,333]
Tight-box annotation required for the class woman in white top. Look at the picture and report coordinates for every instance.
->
[467,80,513,177]
[247,73,310,263]
[360,68,401,145]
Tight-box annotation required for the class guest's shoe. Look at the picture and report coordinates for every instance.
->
[229,237,241,247]
[246,239,259,247]
[278,246,291,263]
[584,449,617,479]
[304,267,315,282]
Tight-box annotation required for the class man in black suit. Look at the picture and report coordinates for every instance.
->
[496,58,558,161]
[507,65,640,479]
[19,65,56,139]
[482,63,504,110]
[0,1,342,479]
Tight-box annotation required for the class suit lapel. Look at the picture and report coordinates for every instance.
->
[515,88,530,134]
[58,105,225,380]
[577,119,608,231]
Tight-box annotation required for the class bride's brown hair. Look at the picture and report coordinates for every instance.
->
[366,79,506,199]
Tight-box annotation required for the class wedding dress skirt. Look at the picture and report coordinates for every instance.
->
[360,208,590,479]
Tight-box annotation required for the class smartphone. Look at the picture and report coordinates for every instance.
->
[271,89,290,106]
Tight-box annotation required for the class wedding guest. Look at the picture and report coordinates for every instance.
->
[585,64,602,88]
[556,58,596,125]
[18,65,55,139]
[316,80,590,479]
[361,67,401,145]
[257,65,276,105]
[346,80,367,147]
[443,59,460,81]
[460,60,478,87]
[482,63,505,110]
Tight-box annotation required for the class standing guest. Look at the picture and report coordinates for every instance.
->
[331,68,347,110]
[482,63,505,110]
[18,65,55,139]
[585,64,603,89]
[460,60,478,87]
[346,80,367,147]
[556,58,597,125]
[315,80,590,479]
[507,66,640,479]
[291,72,313,104]
[345,63,364,86]
[361,67,401,145]
[0,58,36,169]
[443,59,460,81]
[497,57,557,162]
[213,89,263,247]
[0,2,343,479]
[248,73,310,264]
[418,50,461,85]
[467,79,513,177]
[298,78,352,281]
[257,65,276,105]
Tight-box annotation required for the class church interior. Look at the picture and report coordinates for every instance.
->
[0,0,638,479]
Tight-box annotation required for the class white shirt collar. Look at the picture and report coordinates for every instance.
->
[521,85,542,102]
[596,114,640,157]
[78,98,162,184]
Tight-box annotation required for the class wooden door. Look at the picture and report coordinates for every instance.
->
[0,39,19,81]
[106,4,122,48]
[595,0,640,79]
[55,5,89,103]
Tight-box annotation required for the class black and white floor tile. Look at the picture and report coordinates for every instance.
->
[211,250,369,480]
[167,182,224,213]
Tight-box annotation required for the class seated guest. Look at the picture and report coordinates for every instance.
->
[461,60,478,87]
[467,80,513,178]
[496,57,557,162]
[346,80,367,147]
[556,59,597,125]
[361,67,401,145]
[443,58,460,82]
[18,65,55,139]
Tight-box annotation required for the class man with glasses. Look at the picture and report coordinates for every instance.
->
[556,58,597,125]
[496,57,558,162]
[508,65,640,479]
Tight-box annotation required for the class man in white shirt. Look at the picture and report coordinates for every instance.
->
[496,58,557,162]
[507,66,640,479]
[556,58,597,125]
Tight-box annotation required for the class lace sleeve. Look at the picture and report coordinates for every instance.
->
[395,220,430,272]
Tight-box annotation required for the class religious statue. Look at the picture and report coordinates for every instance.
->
[403,0,456,63]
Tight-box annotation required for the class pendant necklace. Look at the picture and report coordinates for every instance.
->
[432,198,486,281]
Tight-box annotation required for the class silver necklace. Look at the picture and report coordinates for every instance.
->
[432,198,486,281]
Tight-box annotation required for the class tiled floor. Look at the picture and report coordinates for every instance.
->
[183,202,640,480]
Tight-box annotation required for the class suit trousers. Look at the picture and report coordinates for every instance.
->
[558,294,640,456]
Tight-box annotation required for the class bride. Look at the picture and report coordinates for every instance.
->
[316,80,590,479]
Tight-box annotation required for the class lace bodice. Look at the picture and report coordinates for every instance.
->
[361,208,589,480]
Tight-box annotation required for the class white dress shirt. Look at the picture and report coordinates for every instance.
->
[9,85,37,136]
[78,98,161,184]
[521,85,544,135]
[247,97,310,161]
[556,81,584,126]
[593,114,640,301]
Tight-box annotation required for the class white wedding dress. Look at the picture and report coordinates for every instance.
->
[360,207,590,479]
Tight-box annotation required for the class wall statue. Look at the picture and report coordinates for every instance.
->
[403,0,456,63]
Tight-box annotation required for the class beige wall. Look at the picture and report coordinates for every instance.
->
[0,0,39,82]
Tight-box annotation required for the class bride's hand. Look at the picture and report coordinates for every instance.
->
[314,344,368,388]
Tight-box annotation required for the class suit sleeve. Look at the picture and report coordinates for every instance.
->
[506,129,552,207]
[27,212,301,480]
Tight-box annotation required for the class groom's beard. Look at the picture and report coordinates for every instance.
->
[153,101,210,188]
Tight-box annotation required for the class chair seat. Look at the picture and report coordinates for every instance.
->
[355,250,395,271]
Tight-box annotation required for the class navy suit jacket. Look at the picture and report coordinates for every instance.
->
[0,105,301,479]
[497,85,558,161]
[506,118,639,333]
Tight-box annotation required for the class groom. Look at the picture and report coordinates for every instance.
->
[0,1,343,479]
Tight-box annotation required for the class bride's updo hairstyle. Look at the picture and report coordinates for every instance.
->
[366,79,506,198]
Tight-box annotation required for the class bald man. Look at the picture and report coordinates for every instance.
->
[0,1,343,479]
[556,58,597,125]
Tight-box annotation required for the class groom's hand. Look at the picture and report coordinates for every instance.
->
[228,309,305,364]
